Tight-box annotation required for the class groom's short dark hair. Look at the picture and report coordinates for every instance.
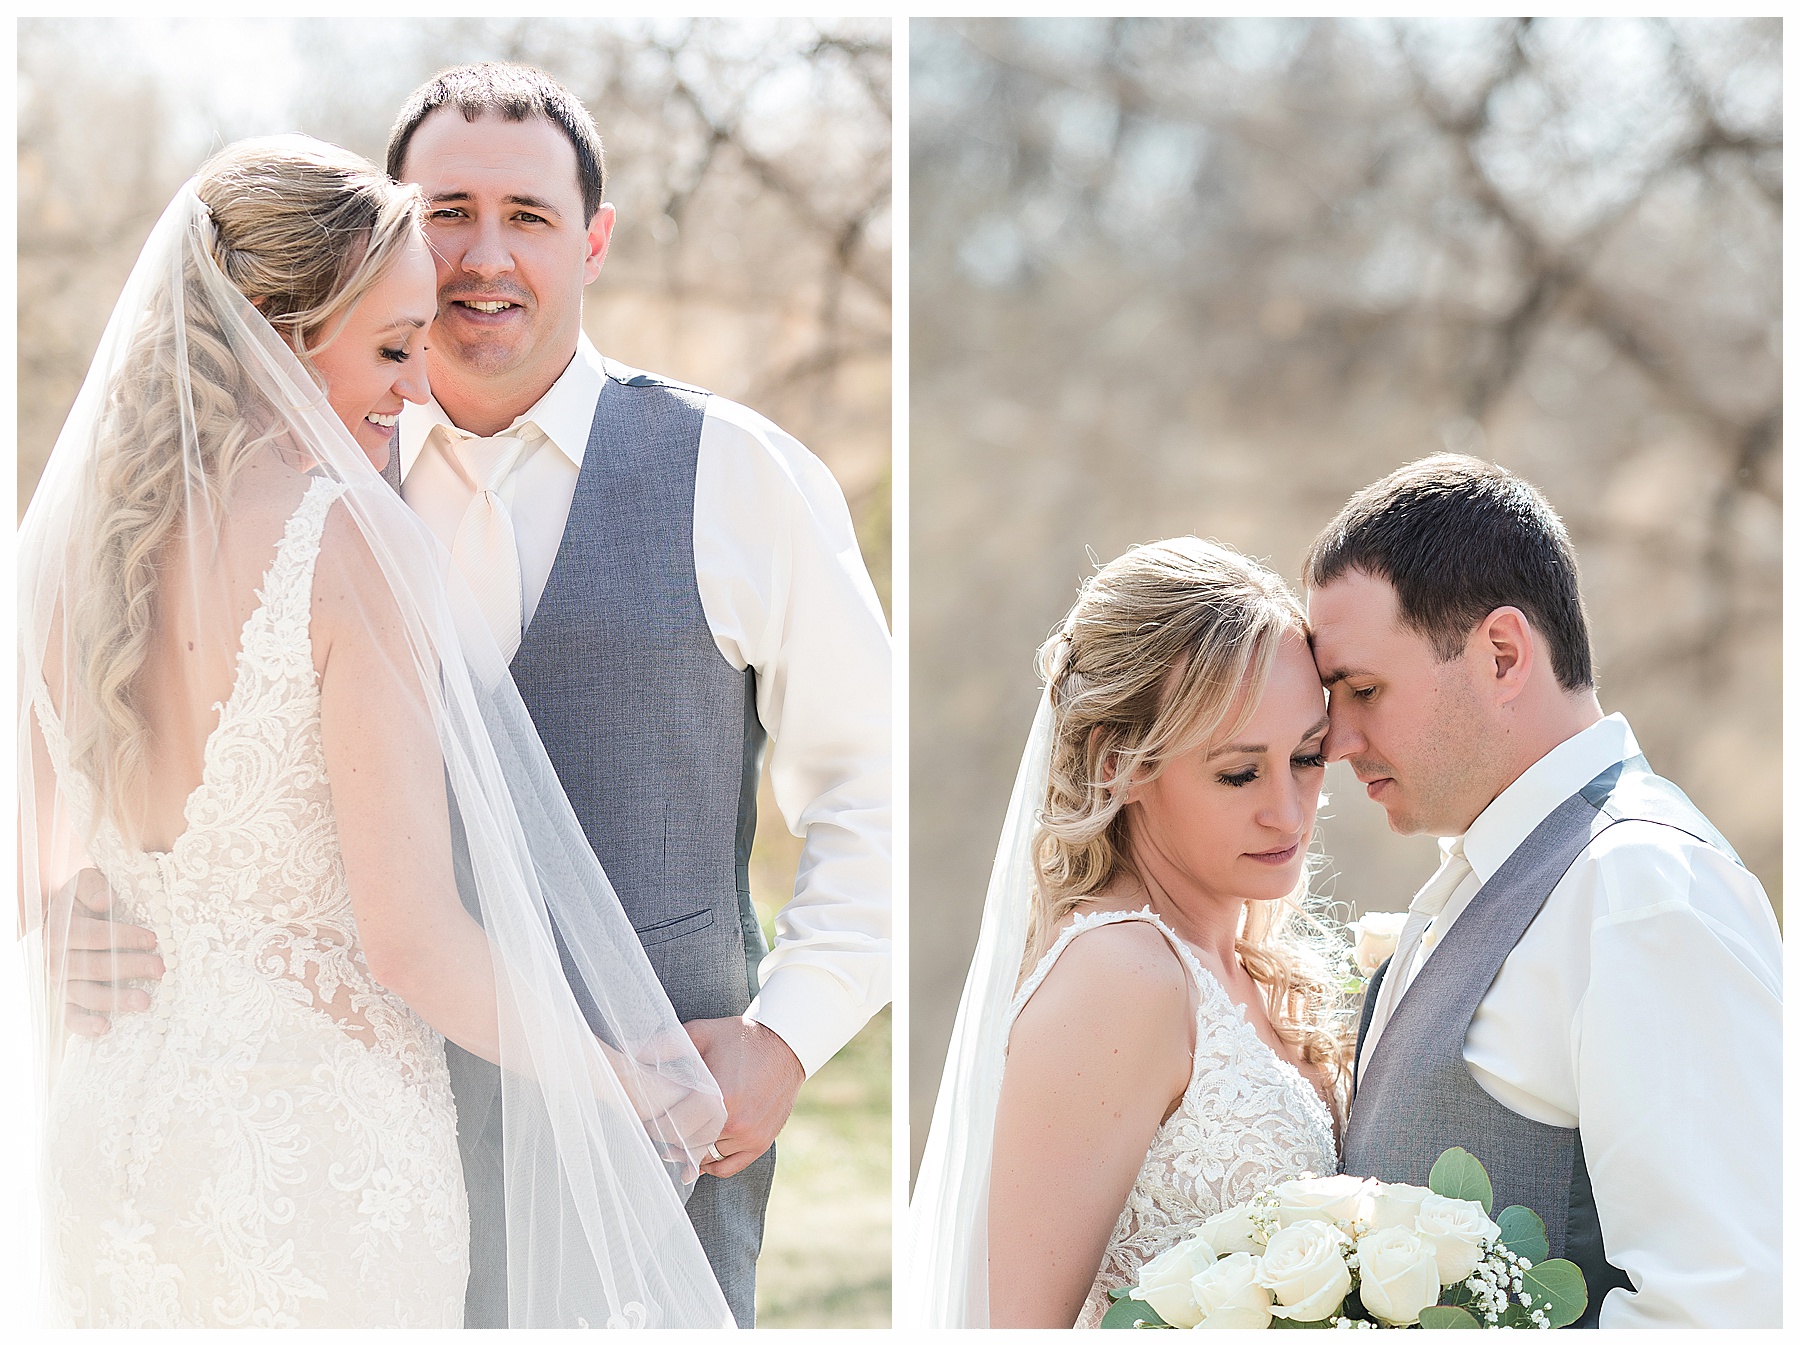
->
[1302,454,1595,691]
[387,63,605,222]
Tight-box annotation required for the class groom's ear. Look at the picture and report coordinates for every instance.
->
[583,204,616,286]
[1474,606,1534,706]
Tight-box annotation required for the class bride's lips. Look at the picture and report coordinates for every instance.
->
[1246,842,1300,865]
[362,410,401,442]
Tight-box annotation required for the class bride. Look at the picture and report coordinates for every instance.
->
[910,538,1353,1328]
[18,137,733,1328]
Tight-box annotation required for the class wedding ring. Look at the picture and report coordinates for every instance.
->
[705,1143,723,1163]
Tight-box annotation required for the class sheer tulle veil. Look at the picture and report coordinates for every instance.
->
[18,163,733,1327]
[906,678,1056,1328]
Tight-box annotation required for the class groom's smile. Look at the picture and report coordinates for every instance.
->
[439,281,533,333]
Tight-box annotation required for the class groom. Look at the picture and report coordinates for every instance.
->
[383,65,891,1325]
[1304,455,1780,1328]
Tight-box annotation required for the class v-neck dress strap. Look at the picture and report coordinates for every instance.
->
[1007,906,1203,1021]
[1007,906,1339,1329]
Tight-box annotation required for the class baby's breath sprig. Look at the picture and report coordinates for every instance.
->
[1244,1183,1284,1246]
[1456,1238,1553,1328]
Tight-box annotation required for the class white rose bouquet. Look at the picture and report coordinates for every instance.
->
[1102,1148,1588,1330]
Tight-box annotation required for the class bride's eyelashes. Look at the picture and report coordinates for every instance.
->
[380,345,413,363]
[1216,750,1328,788]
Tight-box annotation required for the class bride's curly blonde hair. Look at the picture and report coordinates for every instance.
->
[67,137,424,840]
[1025,537,1353,1089]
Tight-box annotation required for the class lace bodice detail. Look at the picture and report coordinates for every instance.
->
[35,476,467,1327]
[1007,908,1338,1329]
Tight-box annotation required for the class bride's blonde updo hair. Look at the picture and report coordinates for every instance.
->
[70,136,425,836]
[195,136,426,372]
[1028,537,1352,1085]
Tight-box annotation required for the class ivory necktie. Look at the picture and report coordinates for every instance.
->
[1360,836,1473,1084]
[449,432,532,662]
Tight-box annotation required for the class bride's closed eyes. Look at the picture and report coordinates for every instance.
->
[1216,748,1327,788]
[306,232,436,469]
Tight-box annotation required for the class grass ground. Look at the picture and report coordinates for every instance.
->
[747,762,893,1328]
[754,1006,892,1327]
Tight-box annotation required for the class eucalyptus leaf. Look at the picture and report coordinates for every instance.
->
[1418,1305,1481,1328]
[1519,1258,1587,1328]
[1496,1205,1549,1265]
[1437,1280,1474,1309]
[1099,1293,1169,1329]
[1427,1147,1493,1213]
[1267,1314,1333,1329]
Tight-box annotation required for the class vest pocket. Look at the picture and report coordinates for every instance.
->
[634,907,716,947]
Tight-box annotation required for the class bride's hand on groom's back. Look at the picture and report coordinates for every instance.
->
[47,868,163,1037]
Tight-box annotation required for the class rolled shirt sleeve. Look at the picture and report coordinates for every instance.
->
[1574,831,1782,1327]
[692,395,892,1077]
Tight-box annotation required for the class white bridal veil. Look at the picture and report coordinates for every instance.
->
[17,179,733,1327]
[907,680,1056,1327]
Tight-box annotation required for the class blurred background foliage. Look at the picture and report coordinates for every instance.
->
[910,16,1779,1179]
[18,16,890,1326]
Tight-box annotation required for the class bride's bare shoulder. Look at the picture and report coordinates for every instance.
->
[1017,912,1190,1037]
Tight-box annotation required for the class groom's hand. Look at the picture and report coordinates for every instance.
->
[48,868,163,1036]
[684,1016,805,1179]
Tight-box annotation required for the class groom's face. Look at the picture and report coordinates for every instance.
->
[1307,569,1491,838]
[398,111,614,405]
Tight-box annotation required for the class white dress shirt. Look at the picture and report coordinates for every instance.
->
[399,334,892,1077]
[1362,714,1781,1327]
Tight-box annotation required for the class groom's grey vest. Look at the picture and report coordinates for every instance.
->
[511,362,769,1021]
[1342,755,1740,1329]
[432,361,774,1328]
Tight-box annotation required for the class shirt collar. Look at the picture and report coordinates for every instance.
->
[1455,712,1640,883]
[398,331,607,482]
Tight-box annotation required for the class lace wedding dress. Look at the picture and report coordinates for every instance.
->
[34,477,469,1327]
[1007,908,1338,1329]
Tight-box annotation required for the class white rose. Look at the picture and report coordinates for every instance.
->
[1130,1233,1217,1328]
[1349,912,1408,976]
[1255,1220,1352,1323]
[1414,1193,1502,1285]
[1198,1202,1265,1255]
[1365,1181,1434,1232]
[1271,1174,1374,1230]
[1191,1252,1274,1329]
[1355,1225,1442,1326]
